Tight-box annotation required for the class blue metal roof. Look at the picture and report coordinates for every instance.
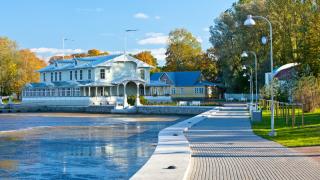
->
[38,54,123,72]
[27,81,92,88]
[151,71,201,86]
[150,71,224,87]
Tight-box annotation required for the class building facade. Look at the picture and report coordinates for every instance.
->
[149,71,223,100]
[22,55,221,107]
[22,54,152,107]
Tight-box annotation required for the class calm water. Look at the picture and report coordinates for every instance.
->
[0,113,187,179]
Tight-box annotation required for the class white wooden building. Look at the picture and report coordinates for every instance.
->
[22,54,154,107]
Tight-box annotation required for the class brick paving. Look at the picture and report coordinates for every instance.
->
[186,107,320,180]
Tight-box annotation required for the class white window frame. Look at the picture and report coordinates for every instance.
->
[171,88,176,95]
[100,69,105,79]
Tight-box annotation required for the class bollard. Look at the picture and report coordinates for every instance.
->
[302,104,304,127]
[292,104,295,128]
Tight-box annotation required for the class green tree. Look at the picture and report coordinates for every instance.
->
[164,28,202,71]
[0,37,46,96]
[0,37,20,95]
[209,0,320,92]
[196,48,219,82]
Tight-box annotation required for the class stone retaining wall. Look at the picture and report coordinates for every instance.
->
[0,105,214,115]
[0,105,114,114]
[136,106,214,115]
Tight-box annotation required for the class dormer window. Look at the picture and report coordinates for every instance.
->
[74,60,78,66]
[55,62,58,67]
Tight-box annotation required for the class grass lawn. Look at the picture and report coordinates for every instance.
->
[251,108,320,147]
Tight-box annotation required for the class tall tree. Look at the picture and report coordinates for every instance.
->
[134,51,158,66]
[164,28,202,71]
[15,49,46,95]
[134,51,159,72]
[209,0,320,92]
[197,48,219,82]
[0,37,46,96]
[0,37,20,95]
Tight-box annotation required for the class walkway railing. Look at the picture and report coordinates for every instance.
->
[259,99,305,128]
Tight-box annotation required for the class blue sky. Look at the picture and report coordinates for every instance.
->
[0,0,235,65]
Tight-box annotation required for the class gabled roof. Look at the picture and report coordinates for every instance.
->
[38,54,152,72]
[150,71,199,86]
[151,71,223,87]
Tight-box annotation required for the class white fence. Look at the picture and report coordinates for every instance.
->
[224,93,259,101]
[144,96,172,103]
[22,96,119,106]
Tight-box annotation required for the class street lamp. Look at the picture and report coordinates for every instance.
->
[241,51,258,110]
[244,14,275,136]
[124,29,138,54]
[62,38,74,60]
[243,65,254,108]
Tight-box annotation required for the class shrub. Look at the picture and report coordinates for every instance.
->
[127,95,136,106]
[127,96,148,106]
[260,78,290,102]
[139,96,147,105]
[293,76,320,112]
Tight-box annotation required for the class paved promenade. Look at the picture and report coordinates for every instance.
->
[186,106,320,180]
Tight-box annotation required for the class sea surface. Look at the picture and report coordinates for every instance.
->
[0,113,187,179]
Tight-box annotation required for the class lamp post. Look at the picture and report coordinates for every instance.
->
[124,29,138,54]
[244,15,275,136]
[62,38,73,60]
[242,65,253,107]
[241,51,258,110]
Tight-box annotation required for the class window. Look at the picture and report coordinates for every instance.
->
[62,88,65,96]
[100,69,105,79]
[195,87,204,94]
[55,72,57,81]
[88,69,92,79]
[66,88,71,96]
[51,72,53,82]
[70,71,73,80]
[80,70,83,80]
[171,88,176,95]
[140,69,145,79]
[59,72,62,81]
[43,73,46,82]
[75,71,78,80]
[180,88,184,94]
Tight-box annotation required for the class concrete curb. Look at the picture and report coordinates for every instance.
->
[130,108,219,180]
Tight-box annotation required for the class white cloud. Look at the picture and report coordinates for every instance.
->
[134,13,149,19]
[30,48,86,62]
[203,27,210,32]
[31,48,85,54]
[138,32,168,45]
[196,36,203,43]
[155,16,161,20]
[130,48,167,66]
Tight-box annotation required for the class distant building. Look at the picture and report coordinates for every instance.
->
[149,71,224,100]
[265,63,299,85]
[22,54,222,107]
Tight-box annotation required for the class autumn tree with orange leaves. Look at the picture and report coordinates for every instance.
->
[0,37,46,97]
